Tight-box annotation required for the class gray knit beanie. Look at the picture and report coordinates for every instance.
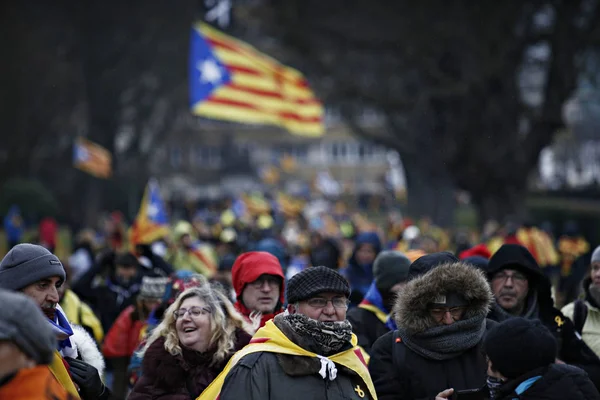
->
[0,289,56,365]
[0,244,65,290]
[592,246,600,264]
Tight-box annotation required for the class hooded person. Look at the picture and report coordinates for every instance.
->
[369,252,494,400]
[342,232,382,307]
[0,289,75,399]
[347,250,411,354]
[231,251,285,328]
[562,245,600,356]
[484,318,600,400]
[487,244,600,389]
[199,266,376,400]
[74,251,143,334]
[0,243,108,400]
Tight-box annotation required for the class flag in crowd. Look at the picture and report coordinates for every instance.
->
[189,22,324,136]
[72,137,112,179]
[129,179,171,247]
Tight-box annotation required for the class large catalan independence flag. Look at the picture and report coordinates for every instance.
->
[189,23,324,137]
[129,179,171,247]
[73,137,112,179]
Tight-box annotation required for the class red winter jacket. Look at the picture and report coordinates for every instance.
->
[103,305,146,358]
[231,251,285,327]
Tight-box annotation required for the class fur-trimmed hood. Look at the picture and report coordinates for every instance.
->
[393,262,493,333]
[71,324,106,379]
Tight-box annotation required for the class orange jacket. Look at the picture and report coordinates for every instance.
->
[0,366,76,399]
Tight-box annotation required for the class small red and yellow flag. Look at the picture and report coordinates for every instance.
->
[73,137,112,179]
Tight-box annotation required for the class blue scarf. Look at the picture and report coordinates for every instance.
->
[359,282,397,331]
[48,305,76,357]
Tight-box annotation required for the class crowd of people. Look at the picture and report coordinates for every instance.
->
[1,203,600,400]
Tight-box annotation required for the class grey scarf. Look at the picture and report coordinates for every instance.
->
[274,313,353,356]
[397,314,486,360]
[491,291,539,322]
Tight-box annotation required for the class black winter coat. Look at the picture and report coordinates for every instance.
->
[219,351,372,400]
[369,261,494,400]
[370,330,488,400]
[347,306,389,354]
[496,364,600,400]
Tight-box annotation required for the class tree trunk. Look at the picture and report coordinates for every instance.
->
[402,154,456,227]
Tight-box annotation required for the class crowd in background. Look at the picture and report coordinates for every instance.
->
[2,194,600,400]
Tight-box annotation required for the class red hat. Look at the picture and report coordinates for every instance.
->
[231,251,285,302]
[459,244,492,260]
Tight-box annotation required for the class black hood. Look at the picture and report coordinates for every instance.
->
[486,244,553,307]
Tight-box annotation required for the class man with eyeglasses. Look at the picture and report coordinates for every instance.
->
[487,244,600,389]
[0,244,111,400]
[231,251,285,327]
[199,266,376,400]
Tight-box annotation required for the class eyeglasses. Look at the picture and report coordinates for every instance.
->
[492,271,528,284]
[429,306,467,322]
[174,306,211,319]
[305,297,350,310]
[248,275,281,289]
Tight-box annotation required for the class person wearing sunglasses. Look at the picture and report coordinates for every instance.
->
[200,266,377,400]
[129,285,253,400]
[369,252,494,400]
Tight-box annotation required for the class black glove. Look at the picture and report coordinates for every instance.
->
[65,357,106,399]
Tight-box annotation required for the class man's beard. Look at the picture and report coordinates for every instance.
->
[42,303,57,320]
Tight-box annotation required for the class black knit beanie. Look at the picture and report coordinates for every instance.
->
[287,266,350,304]
[484,317,557,379]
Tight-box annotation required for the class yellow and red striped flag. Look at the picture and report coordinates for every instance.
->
[189,22,324,137]
[73,137,112,179]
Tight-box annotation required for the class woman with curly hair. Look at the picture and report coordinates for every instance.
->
[128,284,254,400]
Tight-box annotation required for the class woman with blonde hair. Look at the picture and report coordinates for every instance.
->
[128,284,254,400]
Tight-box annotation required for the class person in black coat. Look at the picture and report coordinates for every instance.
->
[486,244,600,389]
[347,250,411,354]
[483,317,600,400]
[369,253,494,400]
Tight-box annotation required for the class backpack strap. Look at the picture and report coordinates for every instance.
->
[573,299,588,335]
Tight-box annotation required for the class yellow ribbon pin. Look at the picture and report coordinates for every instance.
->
[555,316,565,327]
[354,384,365,398]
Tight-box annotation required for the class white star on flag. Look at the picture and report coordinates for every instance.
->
[147,203,159,219]
[197,59,222,84]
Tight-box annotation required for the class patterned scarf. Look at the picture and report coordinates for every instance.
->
[48,304,78,358]
[397,313,486,361]
[486,375,505,400]
[278,313,353,356]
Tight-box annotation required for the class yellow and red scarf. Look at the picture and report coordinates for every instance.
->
[197,320,376,400]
